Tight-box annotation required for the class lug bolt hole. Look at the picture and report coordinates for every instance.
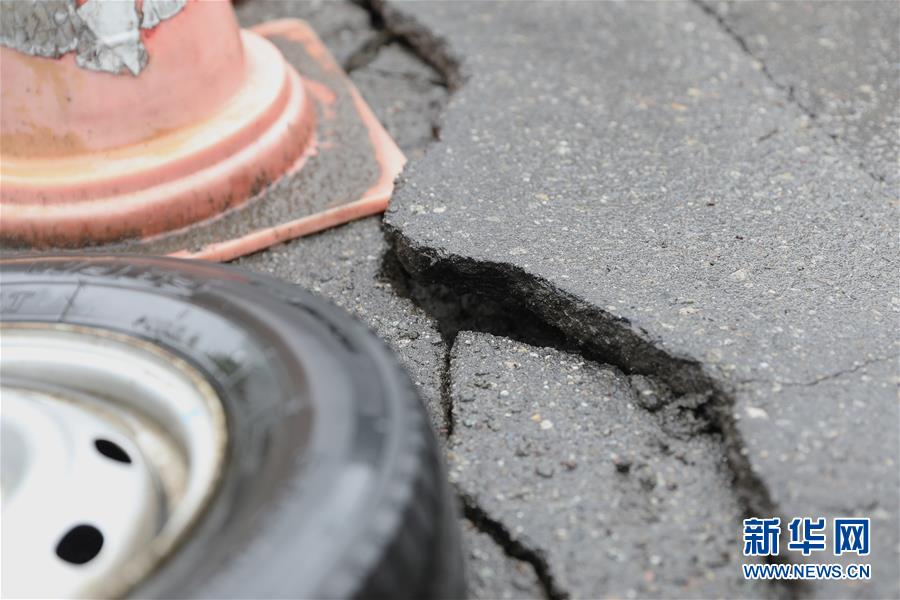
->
[94,439,131,464]
[56,524,104,565]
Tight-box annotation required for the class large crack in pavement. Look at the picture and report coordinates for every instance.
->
[9,0,893,596]
[381,239,794,599]
[370,1,898,598]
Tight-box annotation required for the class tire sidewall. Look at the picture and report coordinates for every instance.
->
[0,257,447,599]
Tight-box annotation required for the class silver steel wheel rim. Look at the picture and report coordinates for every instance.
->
[1,323,228,599]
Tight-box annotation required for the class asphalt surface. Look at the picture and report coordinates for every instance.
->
[705,0,900,187]
[449,332,769,599]
[235,2,898,598]
[378,2,898,597]
[464,518,545,600]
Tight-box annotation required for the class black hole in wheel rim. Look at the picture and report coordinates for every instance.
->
[56,525,104,565]
[94,439,131,464]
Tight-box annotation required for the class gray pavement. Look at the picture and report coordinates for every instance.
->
[379,1,898,598]
[235,1,899,598]
[704,0,900,187]
[464,519,545,600]
[449,332,770,599]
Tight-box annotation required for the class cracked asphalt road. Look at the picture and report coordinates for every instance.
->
[449,332,769,599]
[236,1,898,598]
[703,0,900,187]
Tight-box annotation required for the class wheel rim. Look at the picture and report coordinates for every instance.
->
[1,323,228,598]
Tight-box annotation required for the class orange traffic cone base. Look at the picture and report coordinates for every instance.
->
[1,18,404,260]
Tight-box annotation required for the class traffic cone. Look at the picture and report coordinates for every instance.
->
[0,0,400,253]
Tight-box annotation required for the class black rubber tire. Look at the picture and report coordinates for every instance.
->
[0,255,464,600]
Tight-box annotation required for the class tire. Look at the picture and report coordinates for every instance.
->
[0,255,465,599]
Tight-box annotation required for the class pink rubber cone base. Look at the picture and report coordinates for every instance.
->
[0,19,405,261]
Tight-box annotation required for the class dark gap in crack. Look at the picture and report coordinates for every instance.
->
[363,0,464,91]
[342,29,396,74]
[440,334,456,437]
[379,249,579,353]
[692,0,885,185]
[344,0,458,89]
[364,67,446,87]
[460,491,567,600]
[345,0,456,149]
[380,227,805,600]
